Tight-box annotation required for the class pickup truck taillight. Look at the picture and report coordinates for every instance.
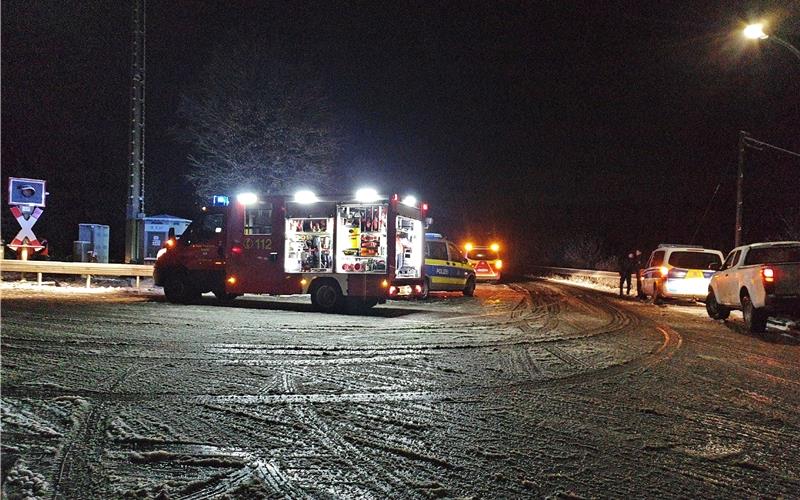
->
[761,266,775,293]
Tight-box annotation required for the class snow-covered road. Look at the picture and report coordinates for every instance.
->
[2,280,799,498]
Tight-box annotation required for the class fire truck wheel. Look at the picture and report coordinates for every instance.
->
[164,273,198,304]
[463,276,476,297]
[310,280,344,313]
[213,290,239,302]
[344,296,379,313]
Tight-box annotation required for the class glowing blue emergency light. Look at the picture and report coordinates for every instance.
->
[212,195,230,206]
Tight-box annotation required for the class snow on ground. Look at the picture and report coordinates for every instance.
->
[536,273,799,334]
[2,278,800,498]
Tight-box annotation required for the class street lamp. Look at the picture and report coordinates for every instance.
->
[743,22,800,62]
[743,23,768,40]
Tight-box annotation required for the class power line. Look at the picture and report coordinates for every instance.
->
[735,131,800,247]
[690,162,731,245]
[743,136,800,160]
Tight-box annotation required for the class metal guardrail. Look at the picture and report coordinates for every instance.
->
[0,259,153,288]
[527,265,627,289]
[528,265,619,278]
[1,261,618,291]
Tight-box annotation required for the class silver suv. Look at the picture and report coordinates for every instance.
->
[640,244,724,303]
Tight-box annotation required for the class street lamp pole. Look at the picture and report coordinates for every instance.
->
[769,35,800,63]
[743,23,800,63]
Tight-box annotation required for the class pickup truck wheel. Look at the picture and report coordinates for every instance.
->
[741,293,768,333]
[705,290,730,320]
[310,280,344,313]
[463,276,476,297]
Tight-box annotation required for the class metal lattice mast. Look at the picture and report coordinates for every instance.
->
[125,0,146,263]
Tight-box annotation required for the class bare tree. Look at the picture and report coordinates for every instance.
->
[562,234,606,269]
[780,210,800,240]
[176,39,341,200]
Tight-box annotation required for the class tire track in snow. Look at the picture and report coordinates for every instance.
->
[4,281,691,498]
[51,361,165,499]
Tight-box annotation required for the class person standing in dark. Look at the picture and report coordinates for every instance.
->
[619,252,634,297]
[634,249,645,299]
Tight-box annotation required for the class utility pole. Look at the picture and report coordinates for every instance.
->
[734,131,800,248]
[735,131,747,248]
[125,0,146,263]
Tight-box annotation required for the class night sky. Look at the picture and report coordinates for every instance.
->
[3,1,799,265]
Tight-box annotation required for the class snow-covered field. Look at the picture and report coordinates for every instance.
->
[2,279,799,498]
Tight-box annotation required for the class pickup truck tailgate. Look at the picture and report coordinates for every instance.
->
[774,263,800,296]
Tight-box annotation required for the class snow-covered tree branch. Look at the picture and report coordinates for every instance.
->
[176,39,341,201]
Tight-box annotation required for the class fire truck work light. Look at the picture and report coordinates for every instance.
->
[236,192,257,205]
[355,188,380,202]
[211,195,230,206]
[490,243,500,252]
[465,242,473,252]
[401,195,417,207]
[294,190,318,204]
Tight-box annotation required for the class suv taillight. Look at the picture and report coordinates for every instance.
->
[668,268,687,278]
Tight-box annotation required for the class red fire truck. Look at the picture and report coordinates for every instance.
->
[153,190,427,312]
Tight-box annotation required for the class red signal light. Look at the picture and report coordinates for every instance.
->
[231,245,243,255]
